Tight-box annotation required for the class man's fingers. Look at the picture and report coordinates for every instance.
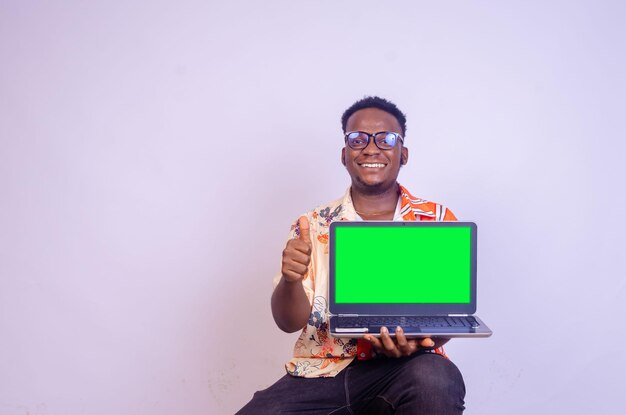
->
[380,327,401,358]
[395,327,414,356]
[364,335,382,351]
[365,329,422,358]
[298,216,311,246]
[395,327,407,347]
[284,246,311,266]
[405,339,418,355]
[282,252,310,281]
[365,334,394,357]
[395,327,419,356]
[287,239,312,256]
[283,261,308,276]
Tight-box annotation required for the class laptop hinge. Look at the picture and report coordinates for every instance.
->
[447,313,469,317]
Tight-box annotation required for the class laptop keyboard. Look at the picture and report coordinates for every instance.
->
[337,316,479,329]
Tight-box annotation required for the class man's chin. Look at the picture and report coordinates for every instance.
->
[353,179,396,195]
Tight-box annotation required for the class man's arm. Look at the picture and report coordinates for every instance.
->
[271,216,313,333]
[271,277,310,332]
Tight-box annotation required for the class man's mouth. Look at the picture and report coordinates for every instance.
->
[359,163,386,168]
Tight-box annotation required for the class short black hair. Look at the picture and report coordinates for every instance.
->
[341,96,407,136]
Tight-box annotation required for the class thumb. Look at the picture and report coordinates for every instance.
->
[420,337,436,348]
[298,216,311,245]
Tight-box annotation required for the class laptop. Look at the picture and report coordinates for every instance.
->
[328,221,492,338]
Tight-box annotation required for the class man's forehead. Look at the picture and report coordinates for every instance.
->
[345,107,402,132]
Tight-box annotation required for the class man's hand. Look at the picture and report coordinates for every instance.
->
[281,216,312,283]
[364,326,437,358]
[272,216,313,332]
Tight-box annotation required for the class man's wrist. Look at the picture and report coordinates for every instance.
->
[281,275,303,286]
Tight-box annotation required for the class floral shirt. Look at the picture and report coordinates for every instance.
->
[272,184,458,378]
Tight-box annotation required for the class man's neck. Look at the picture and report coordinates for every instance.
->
[350,183,400,219]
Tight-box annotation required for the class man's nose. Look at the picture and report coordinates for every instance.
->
[362,136,381,155]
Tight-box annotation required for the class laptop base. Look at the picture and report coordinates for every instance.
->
[329,315,493,338]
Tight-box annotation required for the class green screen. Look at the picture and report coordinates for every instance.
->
[334,226,471,304]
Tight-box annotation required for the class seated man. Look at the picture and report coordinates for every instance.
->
[238,96,465,414]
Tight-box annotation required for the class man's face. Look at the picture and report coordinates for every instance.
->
[342,108,408,194]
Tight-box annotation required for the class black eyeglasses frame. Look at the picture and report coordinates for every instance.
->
[344,131,404,151]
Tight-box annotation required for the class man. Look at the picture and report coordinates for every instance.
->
[238,96,465,414]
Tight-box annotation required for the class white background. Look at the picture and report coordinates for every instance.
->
[1,1,625,414]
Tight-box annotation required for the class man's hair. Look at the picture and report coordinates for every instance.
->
[341,96,407,136]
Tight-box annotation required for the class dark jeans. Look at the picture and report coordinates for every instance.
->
[237,352,465,414]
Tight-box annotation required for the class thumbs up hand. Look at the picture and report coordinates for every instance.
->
[281,216,313,283]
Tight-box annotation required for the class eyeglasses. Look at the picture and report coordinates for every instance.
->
[344,131,404,150]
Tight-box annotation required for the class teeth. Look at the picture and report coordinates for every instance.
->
[361,163,386,168]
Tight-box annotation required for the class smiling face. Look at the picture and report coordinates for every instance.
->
[342,107,409,195]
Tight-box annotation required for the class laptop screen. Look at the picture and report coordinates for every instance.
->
[330,222,476,313]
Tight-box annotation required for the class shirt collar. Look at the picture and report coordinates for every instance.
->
[340,183,431,222]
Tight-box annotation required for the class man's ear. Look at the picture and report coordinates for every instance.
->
[341,148,346,166]
[401,147,409,165]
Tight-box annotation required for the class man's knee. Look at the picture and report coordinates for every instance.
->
[404,353,466,399]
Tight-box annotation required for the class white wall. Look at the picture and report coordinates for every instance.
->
[1,1,624,414]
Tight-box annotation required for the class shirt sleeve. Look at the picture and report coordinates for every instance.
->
[443,207,457,221]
